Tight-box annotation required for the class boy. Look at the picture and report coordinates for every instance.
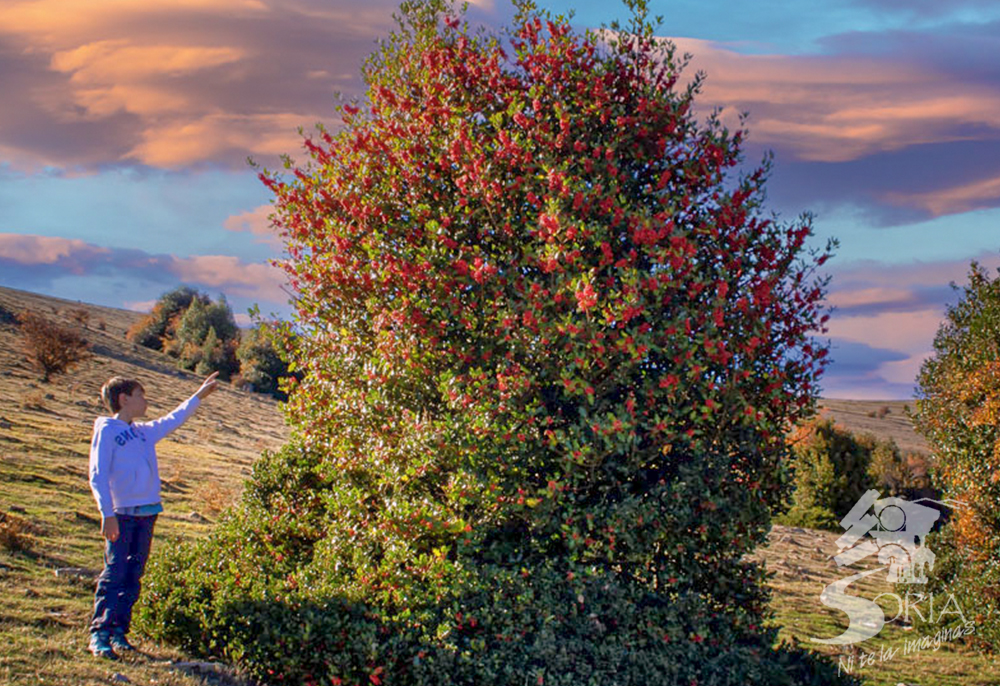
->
[87,372,219,659]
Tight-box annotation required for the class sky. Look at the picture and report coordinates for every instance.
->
[1,0,999,399]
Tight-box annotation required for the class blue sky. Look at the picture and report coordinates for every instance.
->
[1,0,999,399]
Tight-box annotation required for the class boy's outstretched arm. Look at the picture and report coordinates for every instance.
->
[195,371,219,400]
[144,371,220,442]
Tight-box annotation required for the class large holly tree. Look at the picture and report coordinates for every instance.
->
[137,1,853,683]
[911,262,1000,650]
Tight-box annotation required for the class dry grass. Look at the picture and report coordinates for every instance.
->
[818,399,931,456]
[0,285,287,685]
[746,526,1000,685]
[0,512,41,553]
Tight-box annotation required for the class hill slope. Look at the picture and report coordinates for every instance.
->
[2,285,991,686]
[817,399,931,456]
[0,285,286,685]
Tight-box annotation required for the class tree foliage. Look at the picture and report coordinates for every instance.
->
[236,323,290,398]
[17,310,90,382]
[126,285,202,350]
[128,286,240,379]
[912,261,1000,650]
[778,419,932,531]
[138,1,849,683]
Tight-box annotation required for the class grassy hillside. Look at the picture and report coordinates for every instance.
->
[0,285,995,686]
[0,285,286,685]
[817,399,931,456]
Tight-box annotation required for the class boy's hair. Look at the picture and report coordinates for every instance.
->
[100,377,144,414]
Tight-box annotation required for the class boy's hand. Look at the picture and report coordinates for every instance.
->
[102,516,119,542]
[195,371,220,400]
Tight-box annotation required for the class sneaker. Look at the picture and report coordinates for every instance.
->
[109,629,137,652]
[88,631,118,660]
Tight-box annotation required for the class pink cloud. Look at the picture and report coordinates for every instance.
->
[129,113,309,167]
[170,253,286,300]
[0,0,399,169]
[0,232,108,266]
[827,287,918,310]
[826,308,946,354]
[2,0,997,178]
[818,253,1000,397]
[123,299,157,313]
[0,232,286,304]
[883,173,1000,217]
[224,204,281,246]
[831,253,1000,291]
[670,37,1000,163]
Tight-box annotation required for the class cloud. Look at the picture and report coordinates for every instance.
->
[0,233,109,265]
[0,0,398,169]
[224,204,281,246]
[883,172,1000,217]
[820,339,918,399]
[816,252,1000,397]
[825,339,909,376]
[820,342,931,400]
[766,138,1000,226]
[672,35,1000,166]
[170,254,286,298]
[0,232,287,304]
[825,252,1000,322]
[848,0,1000,20]
[3,0,999,229]
[130,113,310,167]
[123,299,157,313]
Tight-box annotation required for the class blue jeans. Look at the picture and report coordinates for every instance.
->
[89,514,157,635]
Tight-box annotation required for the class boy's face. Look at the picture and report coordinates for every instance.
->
[119,387,147,418]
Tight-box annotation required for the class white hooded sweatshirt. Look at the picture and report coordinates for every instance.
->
[88,395,201,517]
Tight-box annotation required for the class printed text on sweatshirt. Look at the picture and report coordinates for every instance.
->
[88,395,201,517]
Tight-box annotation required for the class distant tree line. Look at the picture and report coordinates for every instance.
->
[777,418,937,531]
[126,286,290,398]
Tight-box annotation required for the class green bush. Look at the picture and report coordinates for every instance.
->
[126,285,201,350]
[139,1,854,683]
[128,286,240,379]
[777,419,874,531]
[235,323,290,398]
[910,262,1000,651]
[861,435,934,500]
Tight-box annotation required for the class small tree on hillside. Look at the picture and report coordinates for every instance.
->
[235,323,289,398]
[17,310,90,382]
[126,285,202,349]
[133,287,240,379]
[138,2,850,684]
[860,434,934,500]
[912,261,1000,650]
[779,419,874,530]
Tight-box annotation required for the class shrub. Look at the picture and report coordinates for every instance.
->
[16,310,90,382]
[126,285,202,350]
[911,261,1000,651]
[779,422,935,530]
[20,390,46,411]
[68,307,91,328]
[778,419,874,530]
[0,303,17,326]
[130,286,240,379]
[235,323,289,398]
[862,436,935,500]
[140,2,851,684]
[0,511,39,553]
